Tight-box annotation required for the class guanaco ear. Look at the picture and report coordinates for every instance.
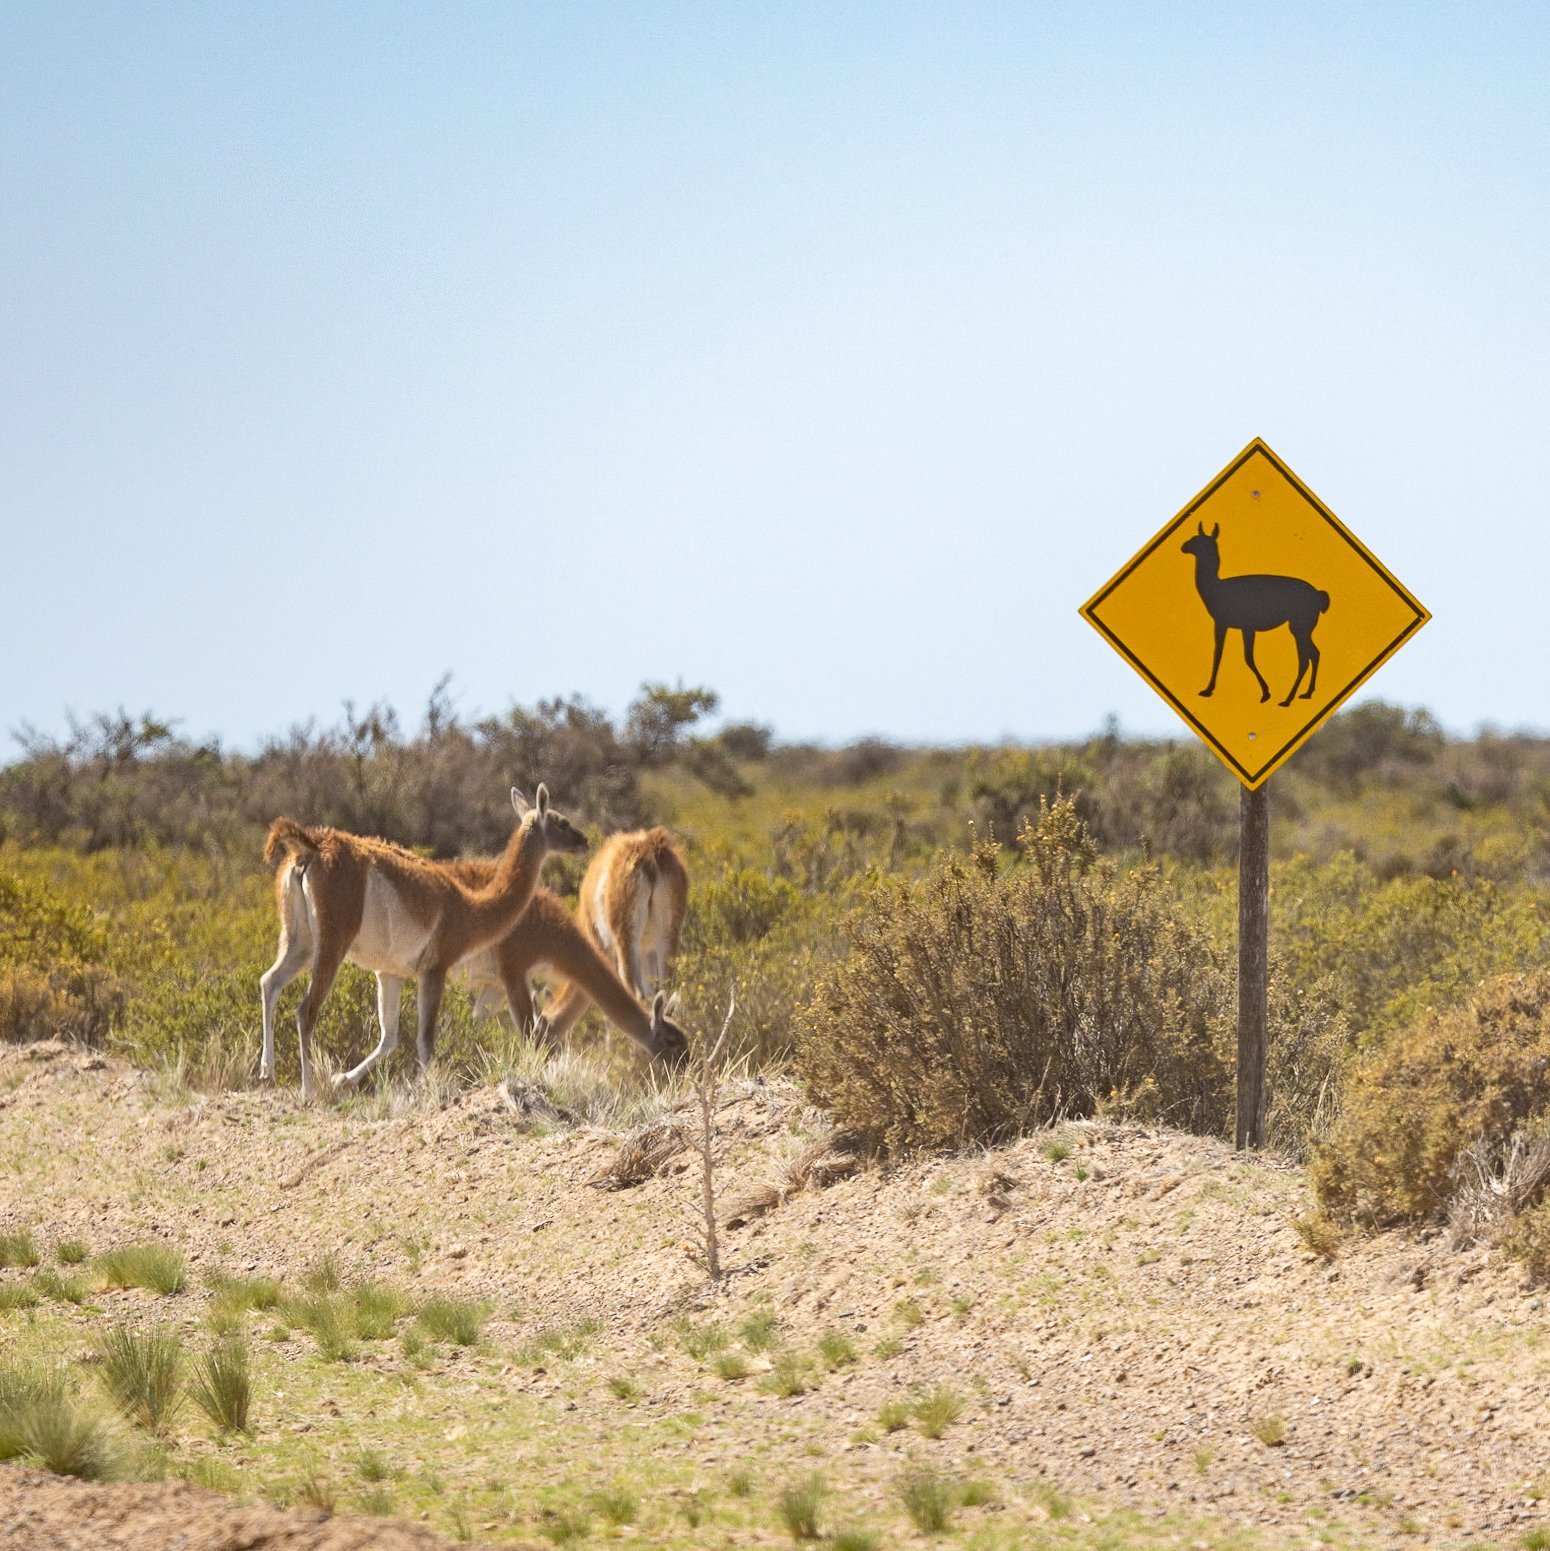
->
[663,991,680,1019]
[535,782,550,817]
[651,990,666,1024]
[1196,521,1205,536]
[1209,523,1219,539]
[511,786,529,817]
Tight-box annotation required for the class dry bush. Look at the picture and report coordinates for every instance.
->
[794,798,1235,1153]
[1313,968,1550,1226]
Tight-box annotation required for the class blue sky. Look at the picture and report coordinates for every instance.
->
[4,3,1546,750]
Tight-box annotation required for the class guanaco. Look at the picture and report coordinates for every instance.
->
[449,878,690,1067]
[259,785,586,1099]
[540,827,688,1041]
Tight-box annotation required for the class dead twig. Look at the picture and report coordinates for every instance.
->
[698,994,735,1280]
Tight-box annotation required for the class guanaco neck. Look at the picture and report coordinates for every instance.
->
[457,815,546,944]
[1189,546,1222,601]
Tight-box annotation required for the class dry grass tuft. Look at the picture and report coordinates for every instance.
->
[1448,1129,1550,1249]
[589,1117,690,1191]
[723,1128,867,1226]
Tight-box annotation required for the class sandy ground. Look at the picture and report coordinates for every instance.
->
[0,1038,1546,1548]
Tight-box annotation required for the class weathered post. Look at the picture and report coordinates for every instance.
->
[1236,782,1270,1150]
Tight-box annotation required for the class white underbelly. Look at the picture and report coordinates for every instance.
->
[336,868,437,978]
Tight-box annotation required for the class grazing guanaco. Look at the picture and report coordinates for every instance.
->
[541,827,688,1041]
[449,878,690,1067]
[259,786,586,1099]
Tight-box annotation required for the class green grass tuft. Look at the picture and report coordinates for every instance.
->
[93,1325,184,1432]
[96,1242,187,1296]
[776,1471,825,1540]
[762,1352,815,1398]
[0,1231,41,1269]
[816,1330,857,1370]
[827,1529,879,1551]
[911,1383,964,1439]
[590,1484,639,1525]
[897,1466,954,1534]
[32,1270,88,1306]
[189,1336,252,1434]
[739,1309,781,1352]
[676,1318,729,1361]
[415,1295,486,1347]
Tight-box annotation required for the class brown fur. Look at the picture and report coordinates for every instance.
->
[543,827,688,1036]
[449,867,688,1066]
[259,786,587,1098]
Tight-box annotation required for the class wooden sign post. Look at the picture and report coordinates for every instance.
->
[1081,439,1428,1148]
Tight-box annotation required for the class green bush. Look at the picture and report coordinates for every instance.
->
[794,799,1234,1152]
[1271,852,1550,1043]
[671,859,856,1067]
[0,872,125,1045]
[1313,968,1550,1225]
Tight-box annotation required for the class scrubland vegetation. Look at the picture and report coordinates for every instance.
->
[5,687,1550,1539]
[5,691,1550,1244]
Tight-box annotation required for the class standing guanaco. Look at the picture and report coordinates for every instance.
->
[259,786,586,1099]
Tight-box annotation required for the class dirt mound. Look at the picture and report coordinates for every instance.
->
[0,1463,507,1551]
[0,1038,1547,1545]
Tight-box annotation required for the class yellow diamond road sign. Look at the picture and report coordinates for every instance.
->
[1080,439,1429,789]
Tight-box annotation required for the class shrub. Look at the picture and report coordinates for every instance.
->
[1313,968,1550,1225]
[1504,1199,1550,1280]
[795,800,1234,1152]
[0,872,125,1045]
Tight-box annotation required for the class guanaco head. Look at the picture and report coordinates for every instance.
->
[649,990,690,1069]
[511,784,590,857]
[1180,520,1221,562]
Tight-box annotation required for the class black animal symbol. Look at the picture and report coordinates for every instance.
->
[1180,522,1330,707]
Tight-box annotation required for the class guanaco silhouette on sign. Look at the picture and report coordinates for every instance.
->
[1180,522,1330,707]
